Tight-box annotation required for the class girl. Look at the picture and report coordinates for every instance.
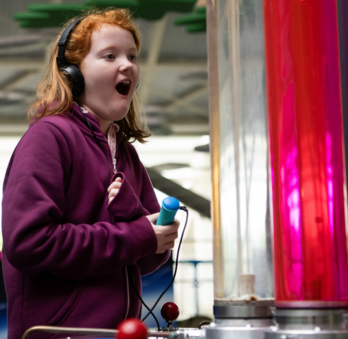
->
[2,8,179,339]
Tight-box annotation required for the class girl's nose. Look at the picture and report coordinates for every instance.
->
[119,58,133,72]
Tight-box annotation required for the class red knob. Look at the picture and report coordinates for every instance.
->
[117,318,147,339]
[161,302,180,321]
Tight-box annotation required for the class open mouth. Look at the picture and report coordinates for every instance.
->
[115,81,131,96]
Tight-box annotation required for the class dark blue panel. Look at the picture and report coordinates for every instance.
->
[141,255,174,329]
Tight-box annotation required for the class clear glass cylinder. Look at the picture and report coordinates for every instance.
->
[207,0,273,301]
[263,0,348,307]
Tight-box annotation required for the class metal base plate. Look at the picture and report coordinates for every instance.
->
[214,300,274,319]
[265,307,348,338]
[265,328,348,339]
[205,325,268,339]
[206,300,274,339]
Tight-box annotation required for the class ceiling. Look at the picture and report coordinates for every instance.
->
[0,0,209,136]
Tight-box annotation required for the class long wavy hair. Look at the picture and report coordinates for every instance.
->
[28,8,150,143]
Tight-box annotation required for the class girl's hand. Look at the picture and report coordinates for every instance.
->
[146,213,180,254]
[107,177,123,204]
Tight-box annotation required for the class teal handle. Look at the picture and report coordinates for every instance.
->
[156,197,180,225]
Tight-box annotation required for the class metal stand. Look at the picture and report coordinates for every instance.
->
[264,308,348,339]
[205,300,274,339]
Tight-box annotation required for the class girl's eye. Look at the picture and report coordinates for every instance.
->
[105,54,114,60]
[130,55,137,61]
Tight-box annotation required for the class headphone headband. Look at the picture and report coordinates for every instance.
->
[56,18,82,69]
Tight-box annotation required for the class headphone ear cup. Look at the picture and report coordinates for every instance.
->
[62,64,85,97]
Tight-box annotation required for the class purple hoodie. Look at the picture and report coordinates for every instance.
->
[2,103,169,339]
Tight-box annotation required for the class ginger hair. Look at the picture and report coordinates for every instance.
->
[28,8,150,143]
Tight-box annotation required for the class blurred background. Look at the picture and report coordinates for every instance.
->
[0,0,213,331]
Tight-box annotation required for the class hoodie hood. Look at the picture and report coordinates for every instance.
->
[29,102,124,148]
[70,102,124,147]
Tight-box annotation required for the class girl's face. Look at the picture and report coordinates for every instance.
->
[78,24,140,134]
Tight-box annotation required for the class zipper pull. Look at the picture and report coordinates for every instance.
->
[113,158,117,173]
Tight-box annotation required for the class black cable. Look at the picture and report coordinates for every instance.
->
[141,206,189,323]
[199,320,212,329]
[127,267,161,331]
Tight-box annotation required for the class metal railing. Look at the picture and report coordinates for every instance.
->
[21,326,171,339]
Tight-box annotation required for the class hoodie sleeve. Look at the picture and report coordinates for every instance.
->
[2,121,158,280]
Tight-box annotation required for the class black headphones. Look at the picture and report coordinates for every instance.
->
[56,18,85,98]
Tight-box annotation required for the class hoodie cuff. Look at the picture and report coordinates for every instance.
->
[107,172,149,221]
[128,215,158,258]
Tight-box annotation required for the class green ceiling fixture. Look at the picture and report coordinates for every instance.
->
[85,0,196,21]
[14,0,197,29]
[14,4,90,29]
[174,6,206,33]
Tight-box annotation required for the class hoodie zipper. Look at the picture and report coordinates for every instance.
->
[78,106,127,317]
[124,266,130,320]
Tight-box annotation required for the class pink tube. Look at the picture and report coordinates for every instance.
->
[263,0,348,307]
